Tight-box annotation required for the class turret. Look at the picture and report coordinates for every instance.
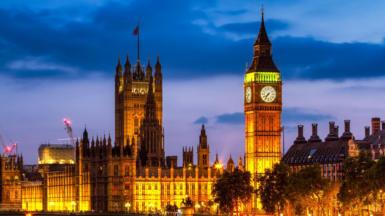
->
[124,55,132,84]
[197,124,210,169]
[115,56,122,79]
[146,59,152,80]
[82,128,89,149]
[226,155,235,172]
[238,157,244,171]
[155,56,162,85]
[107,134,112,155]
[183,146,193,167]
[372,117,381,135]
[213,153,223,175]
[133,60,145,80]
[154,56,163,127]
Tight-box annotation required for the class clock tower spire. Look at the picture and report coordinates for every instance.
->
[244,10,282,211]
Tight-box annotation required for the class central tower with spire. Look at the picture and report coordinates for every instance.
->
[244,10,282,210]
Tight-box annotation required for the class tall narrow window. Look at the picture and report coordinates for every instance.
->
[134,117,139,134]
[125,165,129,176]
[114,165,119,177]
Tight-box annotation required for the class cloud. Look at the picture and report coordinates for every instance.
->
[214,108,334,126]
[0,0,384,81]
[6,57,80,77]
[193,116,208,125]
[211,0,385,43]
[218,19,289,36]
[283,108,334,124]
[216,112,244,124]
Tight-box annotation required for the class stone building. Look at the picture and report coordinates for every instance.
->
[283,118,385,180]
[16,56,236,213]
[0,155,22,210]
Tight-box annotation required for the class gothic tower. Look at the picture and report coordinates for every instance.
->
[244,11,282,209]
[197,125,210,169]
[115,56,163,148]
[138,76,165,167]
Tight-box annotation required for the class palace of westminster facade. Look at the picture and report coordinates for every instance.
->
[1,12,384,213]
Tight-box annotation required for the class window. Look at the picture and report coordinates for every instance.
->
[114,165,119,177]
[134,117,139,133]
[125,166,129,176]
[308,149,317,159]
[203,154,207,165]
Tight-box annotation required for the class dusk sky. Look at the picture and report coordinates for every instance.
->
[0,0,385,164]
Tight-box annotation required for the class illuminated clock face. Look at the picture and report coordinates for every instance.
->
[260,86,276,103]
[245,87,252,103]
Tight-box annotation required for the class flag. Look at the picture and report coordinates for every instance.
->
[133,25,139,35]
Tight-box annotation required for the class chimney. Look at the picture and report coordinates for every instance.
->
[329,121,335,135]
[382,121,385,130]
[372,117,381,135]
[365,126,370,138]
[335,126,339,137]
[344,120,351,133]
[325,121,338,141]
[298,125,304,138]
[342,120,353,139]
[294,125,306,144]
[309,123,321,142]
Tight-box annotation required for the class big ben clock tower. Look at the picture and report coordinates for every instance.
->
[244,11,282,209]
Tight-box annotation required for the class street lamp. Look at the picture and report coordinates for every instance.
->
[125,202,131,212]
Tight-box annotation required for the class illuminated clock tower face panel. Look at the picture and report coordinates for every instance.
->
[260,86,276,103]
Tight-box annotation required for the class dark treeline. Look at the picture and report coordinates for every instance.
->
[258,152,385,215]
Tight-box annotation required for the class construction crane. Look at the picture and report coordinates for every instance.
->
[63,118,75,145]
[0,133,17,155]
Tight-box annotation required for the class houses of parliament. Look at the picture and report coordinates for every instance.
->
[0,12,282,213]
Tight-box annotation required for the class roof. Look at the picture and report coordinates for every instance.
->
[283,139,349,165]
[254,13,271,46]
[39,144,74,149]
[247,13,279,73]
[23,171,43,181]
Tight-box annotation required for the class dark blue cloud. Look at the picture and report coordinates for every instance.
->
[218,19,289,35]
[0,0,384,80]
[193,116,208,125]
[216,113,244,125]
[215,108,334,125]
[282,107,334,123]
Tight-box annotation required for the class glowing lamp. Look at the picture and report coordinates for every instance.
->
[214,163,223,170]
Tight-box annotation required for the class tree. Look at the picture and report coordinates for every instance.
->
[286,166,331,215]
[338,152,375,213]
[257,162,291,214]
[182,197,193,207]
[212,168,253,215]
[368,156,385,214]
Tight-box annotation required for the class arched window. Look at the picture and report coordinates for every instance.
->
[125,165,129,176]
